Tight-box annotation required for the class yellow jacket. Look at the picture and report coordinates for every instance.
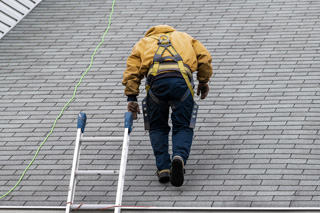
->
[122,25,213,97]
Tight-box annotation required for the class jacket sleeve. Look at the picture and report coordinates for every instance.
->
[122,39,145,97]
[192,39,213,83]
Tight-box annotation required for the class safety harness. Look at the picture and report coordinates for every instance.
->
[145,33,194,97]
[142,34,198,130]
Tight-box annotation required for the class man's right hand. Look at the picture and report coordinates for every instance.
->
[127,101,140,120]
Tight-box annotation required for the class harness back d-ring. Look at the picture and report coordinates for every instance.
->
[158,35,169,44]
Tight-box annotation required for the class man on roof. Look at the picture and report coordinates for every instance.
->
[122,25,213,187]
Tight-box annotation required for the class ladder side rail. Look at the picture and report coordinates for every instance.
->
[114,112,133,213]
[66,128,82,213]
[114,128,130,213]
[66,112,86,213]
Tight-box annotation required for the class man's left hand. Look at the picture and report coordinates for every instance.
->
[197,82,209,99]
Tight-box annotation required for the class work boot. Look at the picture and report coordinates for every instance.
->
[157,169,170,183]
[170,156,185,187]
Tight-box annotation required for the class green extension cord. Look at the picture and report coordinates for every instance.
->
[0,0,116,199]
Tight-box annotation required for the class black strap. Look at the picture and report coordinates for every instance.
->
[142,97,150,130]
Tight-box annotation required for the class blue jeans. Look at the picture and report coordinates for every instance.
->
[147,77,194,171]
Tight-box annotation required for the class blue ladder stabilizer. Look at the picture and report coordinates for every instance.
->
[77,112,87,133]
[124,112,133,133]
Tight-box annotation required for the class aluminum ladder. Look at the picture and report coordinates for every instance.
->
[66,112,133,213]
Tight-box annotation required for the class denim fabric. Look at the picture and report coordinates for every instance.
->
[147,77,194,171]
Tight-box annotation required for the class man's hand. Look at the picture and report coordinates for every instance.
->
[197,82,209,99]
[127,101,140,120]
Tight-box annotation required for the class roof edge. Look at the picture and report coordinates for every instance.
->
[1,206,320,213]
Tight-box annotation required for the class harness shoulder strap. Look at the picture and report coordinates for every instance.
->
[147,33,194,98]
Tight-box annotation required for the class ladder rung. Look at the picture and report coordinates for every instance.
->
[76,170,119,175]
[71,204,115,210]
[80,136,123,142]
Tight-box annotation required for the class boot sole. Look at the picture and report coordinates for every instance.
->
[170,158,184,187]
[159,175,170,183]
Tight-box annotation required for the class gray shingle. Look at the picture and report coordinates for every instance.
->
[1,0,320,208]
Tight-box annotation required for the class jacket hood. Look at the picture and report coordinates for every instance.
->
[144,25,176,37]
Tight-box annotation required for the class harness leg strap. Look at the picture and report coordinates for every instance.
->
[168,89,199,129]
[143,90,199,130]
[142,90,168,131]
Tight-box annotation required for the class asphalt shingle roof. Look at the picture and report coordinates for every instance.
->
[1,0,320,208]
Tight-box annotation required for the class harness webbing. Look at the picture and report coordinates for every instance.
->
[146,33,194,97]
